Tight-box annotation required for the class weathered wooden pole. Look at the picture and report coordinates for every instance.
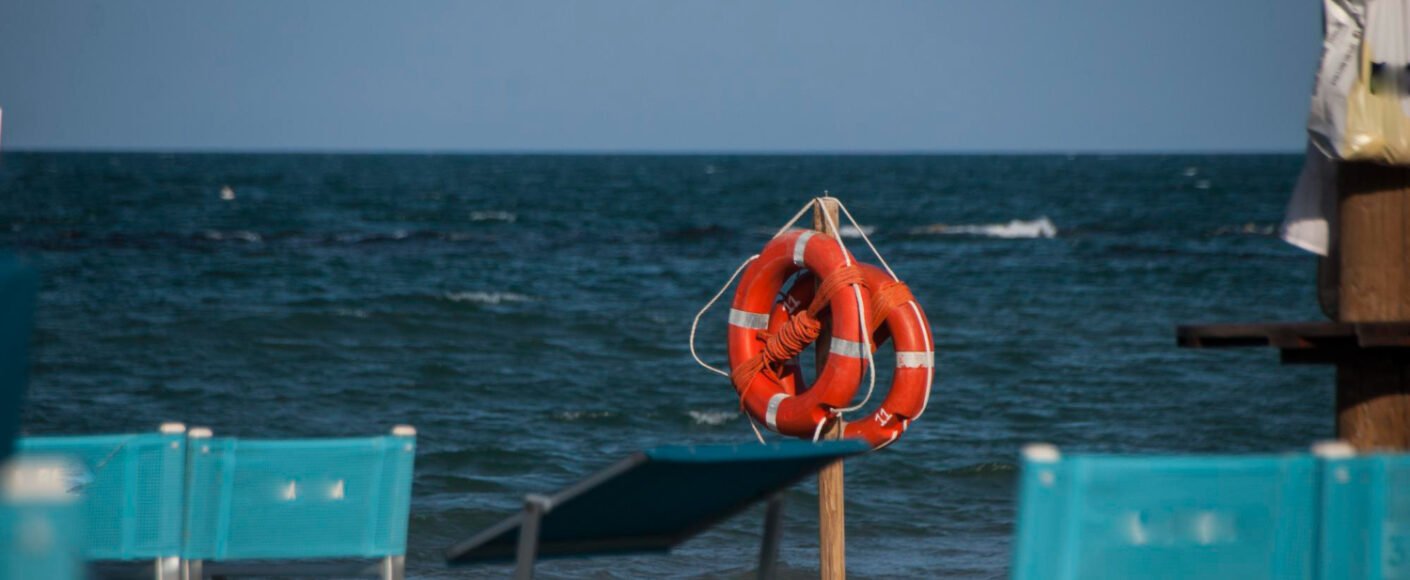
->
[1335,163,1410,450]
[811,196,847,580]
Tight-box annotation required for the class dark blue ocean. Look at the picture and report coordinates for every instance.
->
[0,153,1328,578]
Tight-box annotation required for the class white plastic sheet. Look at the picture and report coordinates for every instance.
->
[1309,0,1410,164]
[1281,143,1338,256]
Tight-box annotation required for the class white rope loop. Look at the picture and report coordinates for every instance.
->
[837,201,899,281]
[836,199,936,421]
[814,198,878,416]
[689,254,758,378]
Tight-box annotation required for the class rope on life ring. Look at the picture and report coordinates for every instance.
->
[726,229,871,439]
[689,197,934,449]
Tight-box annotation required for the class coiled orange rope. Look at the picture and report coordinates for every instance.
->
[729,265,868,405]
[866,280,915,335]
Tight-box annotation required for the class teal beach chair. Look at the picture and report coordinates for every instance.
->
[1012,444,1319,580]
[0,458,86,580]
[181,426,417,579]
[0,255,37,462]
[16,424,189,579]
[1317,443,1410,580]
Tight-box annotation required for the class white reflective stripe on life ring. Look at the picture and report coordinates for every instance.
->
[728,308,769,330]
[766,393,789,431]
[829,337,865,359]
[896,351,934,369]
[792,231,815,267]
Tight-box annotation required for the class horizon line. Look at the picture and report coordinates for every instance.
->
[0,146,1304,156]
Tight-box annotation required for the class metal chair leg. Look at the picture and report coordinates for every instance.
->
[155,556,182,580]
[758,496,785,580]
[514,494,553,580]
[182,559,203,580]
[380,555,405,580]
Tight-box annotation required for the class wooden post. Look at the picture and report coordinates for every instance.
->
[811,197,846,580]
[1335,163,1410,450]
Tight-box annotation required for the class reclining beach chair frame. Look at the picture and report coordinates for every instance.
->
[446,440,868,579]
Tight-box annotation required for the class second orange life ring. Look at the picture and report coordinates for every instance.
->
[771,263,933,448]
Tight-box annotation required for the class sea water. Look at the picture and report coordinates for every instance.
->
[0,153,1328,578]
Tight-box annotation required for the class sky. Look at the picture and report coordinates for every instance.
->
[0,1,1320,153]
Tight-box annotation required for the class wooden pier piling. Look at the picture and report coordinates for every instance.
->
[1177,161,1410,451]
[1335,163,1410,450]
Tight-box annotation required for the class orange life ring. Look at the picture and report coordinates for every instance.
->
[727,229,870,437]
[772,263,934,448]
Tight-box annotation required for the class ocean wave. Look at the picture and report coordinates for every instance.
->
[939,462,1017,477]
[553,410,616,422]
[687,410,736,426]
[442,291,536,305]
[333,230,412,244]
[470,211,516,223]
[839,225,875,239]
[333,308,370,319]
[202,230,263,243]
[909,217,1057,239]
[1211,223,1276,236]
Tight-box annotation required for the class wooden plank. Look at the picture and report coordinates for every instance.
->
[1177,321,1410,350]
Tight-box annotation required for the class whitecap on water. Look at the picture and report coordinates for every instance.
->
[839,224,875,238]
[203,230,263,243]
[1212,223,1277,236]
[470,211,516,223]
[442,291,535,304]
[554,410,615,422]
[688,410,735,426]
[909,216,1057,239]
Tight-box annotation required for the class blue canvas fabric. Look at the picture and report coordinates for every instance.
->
[16,432,186,561]
[1013,453,1319,580]
[0,256,37,463]
[182,434,416,560]
[446,439,869,564]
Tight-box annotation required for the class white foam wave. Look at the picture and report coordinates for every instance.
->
[203,230,263,243]
[554,410,615,421]
[839,225,875,239]
[470,211,516,223]
[910,217,1057,239]
[442,291,535,304]
[1212,223,1277,236]
[688,410,735,426]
